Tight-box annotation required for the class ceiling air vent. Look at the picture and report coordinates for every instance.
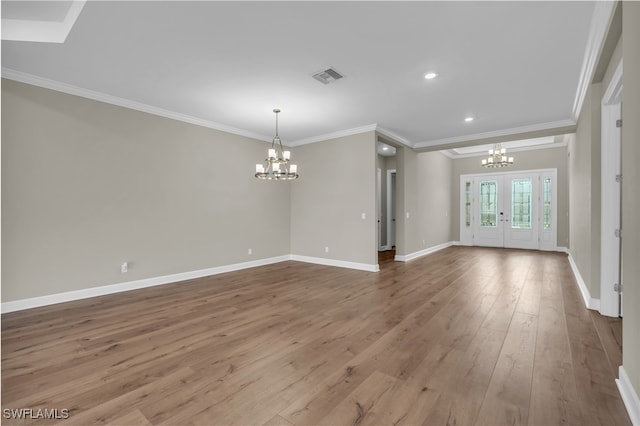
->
[312,67,344,85]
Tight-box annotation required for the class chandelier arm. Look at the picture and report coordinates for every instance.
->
[255,108,298,180]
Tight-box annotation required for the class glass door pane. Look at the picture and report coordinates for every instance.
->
[543,177,552,229]
[479,180,497,227]
[511,178,532,229]
[465,181,472,227]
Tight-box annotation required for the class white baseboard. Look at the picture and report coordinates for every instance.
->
[617,366,640,426]
[1,255,291,314]
[567,251,600,311]
[394,241,453,262]
[290,255,379,272]
[1,253,382,313]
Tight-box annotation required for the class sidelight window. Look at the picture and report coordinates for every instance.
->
[465,182,472,227]
[543,177,552,229]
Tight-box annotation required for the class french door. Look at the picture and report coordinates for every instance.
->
[460,169,557,250]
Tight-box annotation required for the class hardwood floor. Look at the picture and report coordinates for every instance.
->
[1,247,631,425]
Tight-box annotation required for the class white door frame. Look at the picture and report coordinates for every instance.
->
[460,178,474,245]
[475,175,505,248]
[387,169,396,249]
[377,168,383,251]
[460,168,557,250]
[600,59,623,318]
[504,173,541,250]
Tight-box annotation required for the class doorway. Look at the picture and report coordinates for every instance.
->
[376,170,397,265]
[600,59,623,318]
[387,169,397,250]
[460,169,557,250]
[377,138,397,266]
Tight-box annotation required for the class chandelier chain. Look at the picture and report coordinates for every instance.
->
[255,109,298,180]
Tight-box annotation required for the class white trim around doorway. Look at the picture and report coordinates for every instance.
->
[460,168,558,251]
[387,169,397,250]
[600,58,623,318]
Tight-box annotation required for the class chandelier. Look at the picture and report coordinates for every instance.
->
[255,109,298,180]
[481,144,514,168]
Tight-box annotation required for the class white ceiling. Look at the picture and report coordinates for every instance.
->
[1,1,610,150]
[2,1,73,22]
[1,1,85,43]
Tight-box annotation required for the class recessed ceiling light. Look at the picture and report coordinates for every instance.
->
[424,72,438,80]
[464,116,474,122]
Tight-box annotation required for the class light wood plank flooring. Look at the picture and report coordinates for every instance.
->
[1,247,631,425]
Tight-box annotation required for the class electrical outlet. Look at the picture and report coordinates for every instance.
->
[361,212,366,220]
[406,211,410,219]
[248,248,252,255]
[325,246,329,253]
[121,262,128,273]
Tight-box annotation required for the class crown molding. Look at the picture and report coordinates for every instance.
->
[375,126,415,149]
[3,68,579,152]
[2,68,381,148]
[2,68,273,143]
[290,124,416,149]
[415,119,576,149]
[572,0,617,121]
[288,124,378,147]
[441,139,568,159]
[439,150,457,159]
[602,58,623,105]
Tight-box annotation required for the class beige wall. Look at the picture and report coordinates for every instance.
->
[621,0,640,405]
[2,79,291,302]
[451,146,570,247]
[570,82,603,299]
[569,1,640,404]
[395,148,452,256]
[417,152,453,249]
[569,31,622,302]
[4,8,640,406]
[2,80,380,303]
[290,132,377,266]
